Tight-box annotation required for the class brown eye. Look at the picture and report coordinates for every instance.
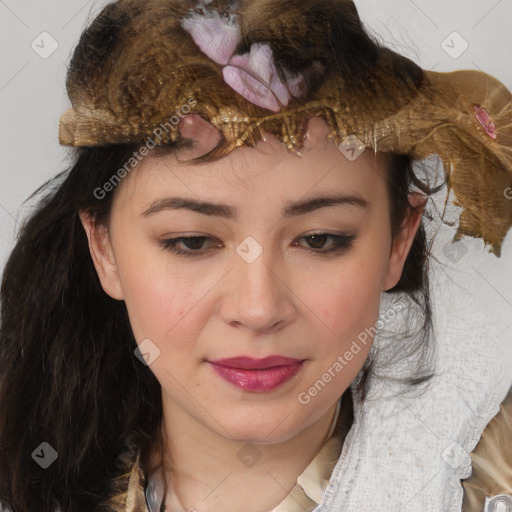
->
[305,234,329,249]
[160,236,222,257]
[295,233,356,253]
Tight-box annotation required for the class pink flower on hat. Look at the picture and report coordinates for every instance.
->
[181,11,239,66]
[181,8,304,112]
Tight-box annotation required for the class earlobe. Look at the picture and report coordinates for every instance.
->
[78,211,124,300]
[383,193,427,291]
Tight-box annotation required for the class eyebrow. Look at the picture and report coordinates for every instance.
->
[141,193,369,219]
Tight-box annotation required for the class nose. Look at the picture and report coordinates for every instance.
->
[218,241,297,334]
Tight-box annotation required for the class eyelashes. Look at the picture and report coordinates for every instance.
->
[160,236,223,257]
[159,233,356,258]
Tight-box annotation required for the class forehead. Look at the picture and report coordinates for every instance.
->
[113,135,392,221]
[112,117,392,211]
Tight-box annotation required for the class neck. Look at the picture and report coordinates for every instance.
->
[155,395,341,512]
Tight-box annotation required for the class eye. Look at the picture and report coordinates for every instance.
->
[293,233,356,254]
[159,236,222,258]
[159,233,355,258]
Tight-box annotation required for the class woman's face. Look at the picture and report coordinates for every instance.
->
[81,118,423,444]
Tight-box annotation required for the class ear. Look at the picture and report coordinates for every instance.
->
[382,192,427,291]
[78,211,124,300]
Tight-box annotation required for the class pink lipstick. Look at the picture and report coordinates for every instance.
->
[208,356,304,392]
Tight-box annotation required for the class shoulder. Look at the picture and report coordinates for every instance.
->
[461,385,512,512]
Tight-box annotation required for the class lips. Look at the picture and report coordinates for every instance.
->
[210,355,303,369]
[208,355,305,392]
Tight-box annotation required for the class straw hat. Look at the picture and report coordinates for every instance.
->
[59,0,512,255]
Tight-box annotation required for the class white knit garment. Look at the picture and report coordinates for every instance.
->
[312,223,512,512]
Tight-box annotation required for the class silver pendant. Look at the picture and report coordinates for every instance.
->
[145,472,165,512]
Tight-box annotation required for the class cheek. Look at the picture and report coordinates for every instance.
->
[317,253,386,341]
[299,260,384,403]
[112,239,201,347]
[123,278,210,353]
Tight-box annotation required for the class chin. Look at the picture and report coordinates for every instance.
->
[210,407,307,444]
[221,426,299,445]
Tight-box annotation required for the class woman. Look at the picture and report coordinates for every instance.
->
[0,1,511,511]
